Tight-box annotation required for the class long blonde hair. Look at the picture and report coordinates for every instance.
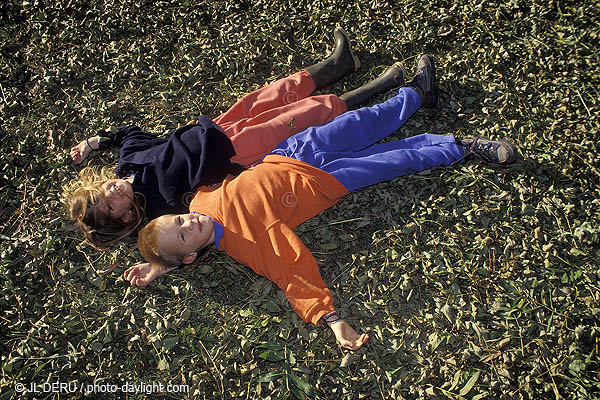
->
[63,166,145,249]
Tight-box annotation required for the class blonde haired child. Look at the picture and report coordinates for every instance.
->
[63,166,145,249]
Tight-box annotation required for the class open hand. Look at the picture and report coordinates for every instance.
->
[70,140,92,165]
[330,319,369,350]
[123,263,169,286]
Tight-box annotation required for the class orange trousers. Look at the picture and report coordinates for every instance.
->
[212,71,347,166]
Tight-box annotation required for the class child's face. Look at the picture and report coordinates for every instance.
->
[158,214,215,262]
[101,179,134,223]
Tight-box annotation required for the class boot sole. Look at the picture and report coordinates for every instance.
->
[421,54,438,108]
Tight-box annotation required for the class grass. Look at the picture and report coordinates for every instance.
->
[1,0,599,399]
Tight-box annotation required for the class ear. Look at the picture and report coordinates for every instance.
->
[182,252,197,265]
[121,210,132,224]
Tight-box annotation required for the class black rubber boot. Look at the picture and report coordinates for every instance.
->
[339,62,407,110]
[304,27,360,90]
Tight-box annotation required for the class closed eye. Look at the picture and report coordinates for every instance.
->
[177,216,185,242]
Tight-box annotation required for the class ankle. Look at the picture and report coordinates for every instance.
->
[409,83,425,103]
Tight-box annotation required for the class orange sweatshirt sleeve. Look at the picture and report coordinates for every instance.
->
[247,219,335,325]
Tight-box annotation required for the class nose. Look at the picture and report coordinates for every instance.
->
[105,186,116,199]
[108,184,122,198]
[182,218,194,231]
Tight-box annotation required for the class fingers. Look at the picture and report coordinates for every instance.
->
[70,141,91,165]
[343,333,369,351]
[178,120,196,128]
[132,267,160,287]
[331,320,370,351]
[123,265,142,282]
[123,267,145,287]
[70,148,81,163]
[70,146,87,165]
[133,276,151,287]
[122,264,158,287]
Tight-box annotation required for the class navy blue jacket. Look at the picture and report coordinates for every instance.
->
[98,116,238,219]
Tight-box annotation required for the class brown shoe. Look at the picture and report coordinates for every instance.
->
[460,137,517,164]
[408,54,438,108]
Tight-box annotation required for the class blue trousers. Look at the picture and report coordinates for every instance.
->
[270,87,466,192]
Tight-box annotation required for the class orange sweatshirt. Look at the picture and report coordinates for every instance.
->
[190,154,350,324]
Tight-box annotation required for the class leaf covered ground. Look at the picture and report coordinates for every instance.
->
[1,0,599,399]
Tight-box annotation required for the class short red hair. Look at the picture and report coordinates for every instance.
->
[137,216,181,268]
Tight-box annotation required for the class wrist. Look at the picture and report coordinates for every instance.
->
[85,136,104,151]
[320,311,342,327]
[86,136,100,151]
[157,264,178,274]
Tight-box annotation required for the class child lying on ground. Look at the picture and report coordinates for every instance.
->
[125,55,517,350]
[64,27,362,249]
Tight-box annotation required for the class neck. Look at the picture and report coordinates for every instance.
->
[207,225,216,246]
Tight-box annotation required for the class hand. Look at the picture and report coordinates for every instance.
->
[329,319,369,351]
[123,263,172,286]
[70,139,92,165]
[177,120,198,128]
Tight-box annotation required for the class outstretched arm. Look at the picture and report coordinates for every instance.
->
[71,126,163,166]
[123,263,177,286]
[242,221,369,350]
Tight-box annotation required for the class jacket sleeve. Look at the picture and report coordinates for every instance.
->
[97,126,165,156]
[249,220,335,325]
